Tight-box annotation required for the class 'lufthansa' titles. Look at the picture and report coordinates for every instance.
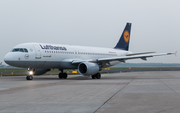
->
[40,44,67,51]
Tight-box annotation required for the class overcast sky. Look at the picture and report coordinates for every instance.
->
[0,0,180,64]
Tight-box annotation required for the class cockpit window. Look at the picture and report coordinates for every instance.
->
[24,49,28,52]
[12,48,28,53]
[12,48,20,52]
[20,48,24,52]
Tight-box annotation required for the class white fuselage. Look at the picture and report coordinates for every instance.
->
[4,43,131,69]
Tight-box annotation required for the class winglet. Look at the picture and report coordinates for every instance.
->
[174,51,178,56]
[167,51,177,56]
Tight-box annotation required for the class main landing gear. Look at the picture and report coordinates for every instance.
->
[58,69,68,79]
[91,73,101,79]
[58,73,67,79]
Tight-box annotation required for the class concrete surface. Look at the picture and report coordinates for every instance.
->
[0,71,180,113]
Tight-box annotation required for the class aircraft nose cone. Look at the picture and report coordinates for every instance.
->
[4,53,14,65]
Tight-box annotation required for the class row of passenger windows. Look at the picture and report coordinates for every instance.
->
[78,52,116,56]
[11,48,117,56]
[44,51,117,56]
[12,48,117,56]
[12,48,28,53]
[45,51,74,54]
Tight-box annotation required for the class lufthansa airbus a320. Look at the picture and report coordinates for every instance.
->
[4,23,175,80]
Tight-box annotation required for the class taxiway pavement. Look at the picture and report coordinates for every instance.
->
[0,71,180,113]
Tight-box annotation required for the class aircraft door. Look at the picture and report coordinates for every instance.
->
[33,44,41,59]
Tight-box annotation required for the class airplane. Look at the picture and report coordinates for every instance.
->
[4,23,175,80]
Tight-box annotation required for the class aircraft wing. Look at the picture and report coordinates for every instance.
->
[97,52,175,62]
[72,52,175,64]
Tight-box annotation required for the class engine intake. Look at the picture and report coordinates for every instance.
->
[78,62,99,75]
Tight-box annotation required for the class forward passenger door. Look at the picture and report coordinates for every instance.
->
[33,44,41,59]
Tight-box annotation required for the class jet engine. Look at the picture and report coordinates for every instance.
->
[78,62,99,76]
[29,69,51,75]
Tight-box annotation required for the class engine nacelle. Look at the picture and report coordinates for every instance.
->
[32,69,51,75]
[78,62,99,76]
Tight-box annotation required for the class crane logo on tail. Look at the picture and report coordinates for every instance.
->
[123,30,130,43]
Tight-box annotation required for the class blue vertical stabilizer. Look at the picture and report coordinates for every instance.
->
[114,23,132,51]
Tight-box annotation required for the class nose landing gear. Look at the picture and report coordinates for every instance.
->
[26,75,33,80]
[26,68,34,80]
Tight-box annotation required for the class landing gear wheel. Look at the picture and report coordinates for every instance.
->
[92,75,96,79]
[96,73,101,79]
[26,75,33,80]
[58,73,62,79]
[91,73,101,79]
[62,73,67,79]
[58,73,68,79]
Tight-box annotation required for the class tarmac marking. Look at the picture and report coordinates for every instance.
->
[94,77,135,113]
[0,88,8,90]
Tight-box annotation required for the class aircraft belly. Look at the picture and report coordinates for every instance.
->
[34,61,60,68]
[34,61,76,69]
[5,61,36,68]
[6,60,77,69]
[59,62,77,69]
